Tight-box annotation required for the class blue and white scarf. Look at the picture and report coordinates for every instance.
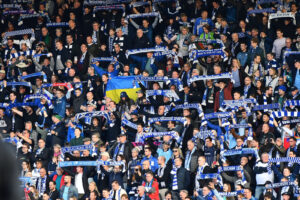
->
[75,111,110,125]
[280,118,300,126]
[204,111,232,120]
[247,8,276,21]
[189,49,226,61]
[0,4,22,9]
[126,47,167,58]
[23,93,53,108]
[253,103,280,111]
[222,148,259,157]
[130,1,150,8]
[283,51,300,64]
[265,182,296,189]
[46,22,69,27]
[221,98,256,111]
[267,157,300,174]
[171,103,204,117]
[20,72,47,83]
[146,90,179,101]
[126,12,162,23]
[148,116,186,125]
[269,111,300,126]
[284,100,300,108]
[3,10,34,15]
[193,130,215,141]
[188,72,232,85]
[18,13,50,25]
[218,190,244,197]
[92,57,117,63]
[257,0,282,5]
[58,160,124,167]
[93,5,125,13]
[84,0,131,6]
[3,29,34,41]
[268,12,295,29]
[141,131,179,141]
[61,144,94,154]
[170,167,178,190]
[37,176,47,196]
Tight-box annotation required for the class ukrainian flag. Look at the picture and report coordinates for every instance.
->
[106,76,141,103]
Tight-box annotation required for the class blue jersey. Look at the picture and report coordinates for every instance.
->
[193,18,214,36]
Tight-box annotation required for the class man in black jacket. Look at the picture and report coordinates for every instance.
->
[49,115,66,147]
[108,133,133,163]
[170,158,190,200]
[34,139,51,168]
[36,168,50,198]
[0,108,12,138]
[133,29,150,49]
[76,43,91,79]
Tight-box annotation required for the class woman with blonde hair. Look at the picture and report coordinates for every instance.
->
[221,183,234,200]
[230,58,246,91]
[84,181,100,200]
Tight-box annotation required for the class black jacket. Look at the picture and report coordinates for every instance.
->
[108,141,133,163]
[34,147,51,167]
[169,166,190,191]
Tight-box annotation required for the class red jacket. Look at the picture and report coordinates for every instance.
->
[52,174,66,189]
[214,82,233,112]
[142,179,160,200]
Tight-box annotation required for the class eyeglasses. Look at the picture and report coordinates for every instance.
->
[173,150,178,152]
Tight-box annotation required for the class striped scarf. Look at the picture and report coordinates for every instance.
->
[267,157,300,173]
[171,167,178,190]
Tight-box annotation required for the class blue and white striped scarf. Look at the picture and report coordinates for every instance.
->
[141,131,179,141]
[171,167,178,190]
[126,47,167,58]
[3,29,34,41]
[126,12,162,23]
[0,81,32,89]
[171,103,204,117]
[284,100,300,108]
[148,116,186,125]
[75,111,110,125]
[267,157,300,174]
[20,72,47,83]
[146,90,180,101]
[269,111,300,126]
[46,22,69,27]
[188,72,232,85]
[189,49,226,61]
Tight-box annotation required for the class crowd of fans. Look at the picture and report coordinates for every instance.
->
[0,0,300,200]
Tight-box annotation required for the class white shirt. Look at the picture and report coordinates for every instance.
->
[75,173,85,194]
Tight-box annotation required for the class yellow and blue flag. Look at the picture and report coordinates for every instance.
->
[106,76,141,103]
